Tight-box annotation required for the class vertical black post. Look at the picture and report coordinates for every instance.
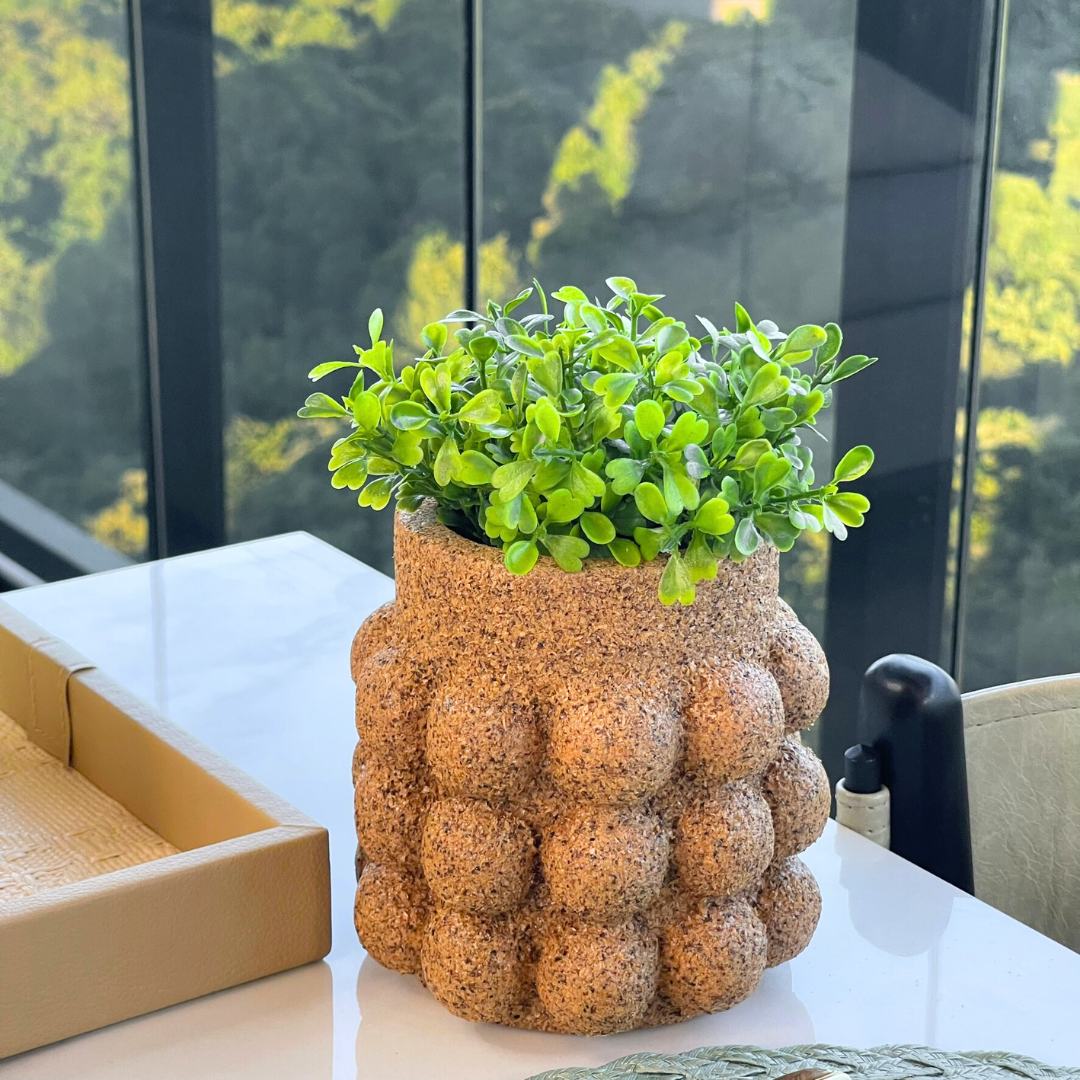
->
[463,0,482,312]
[128,0,225,558]
[821,0,1000,782]
[859,654,974,893]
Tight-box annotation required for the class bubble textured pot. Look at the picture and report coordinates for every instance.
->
[351,502,831,1035]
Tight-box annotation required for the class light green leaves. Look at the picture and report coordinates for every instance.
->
[298,392,346,418]
[541,533,590,572]
[606,457,647,495]
[504,540,539,576]
[456,388,503,425]
[634,482,669,524]
[300,286,878,606]
[694,497,734,535]
[833,445,874,483]
[634,400,666,442]
[742,362,790,409]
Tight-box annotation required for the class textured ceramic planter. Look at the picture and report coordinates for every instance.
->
[351,501,831,1035]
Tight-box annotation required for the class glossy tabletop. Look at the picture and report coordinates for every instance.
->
[2,532,1079,1079]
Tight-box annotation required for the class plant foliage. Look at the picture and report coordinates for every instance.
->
[299,278,877,605]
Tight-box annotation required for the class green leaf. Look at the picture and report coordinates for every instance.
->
[504,540,539,575]
[503,287,533,316]
[433,437,461,487]
[662,411,708,452]
[457,389,503,425]
[422,322,448,352]
[391,430,424,466]
[658,553,694,606]
[308,360,360,380]
[468,335,499,362]
[829,490,870,513]
[782,324,827,354]
[351,390,381,432]
[721,475,741,506]
[734,516,760,556]
[754,511,800,551]
[594,372,638,408]
[534,397,561,442]
[731,438,771,470]
[711,423,738,461]
[507,334,545,358]
[605,457,647,496]
[833,445,875,483]
[456,450,498,486]
[598,337,641,372]
[684,531,718,583]
[829,354,877,382]
[569,461,606,503]
[552,285,587,303]
[389,400,434,430]
[358,476,393,510]
[580,512,616,545]
[331,460,368,490]
[368,308,384,346]
[542,533,590,572]
[298,392,346,418]
[735,302,753,332]
[743,362,790,408]
[634,400,666,442]
[580,303,609,334]
[683,443,710,479]
[694,497,734,535]
[753,452,792,498]
[634,482,669,524]
[822,502,849,540]
[492,460,538,500]
[527,353,563,397]
[608,538,641,567]
[656,323,689,354]
[820,322,842,364]
[545,488,586,523]
[633,527,664,561]
[606,276,638,299]
[824,493,866,528]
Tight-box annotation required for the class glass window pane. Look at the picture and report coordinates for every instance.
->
[214,0,465,576]
[0,0,147,567]
[960,3,1080,690]
[483,0,859,639]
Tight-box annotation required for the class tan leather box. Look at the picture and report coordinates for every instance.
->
[0,600,331,1059]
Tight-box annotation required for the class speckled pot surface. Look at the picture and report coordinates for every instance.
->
[351,501,831,1035]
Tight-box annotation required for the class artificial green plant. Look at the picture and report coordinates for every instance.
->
[298,278,877,605]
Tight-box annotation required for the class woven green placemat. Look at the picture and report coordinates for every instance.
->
[524,1044,1080,1080]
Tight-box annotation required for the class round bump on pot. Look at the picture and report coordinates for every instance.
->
[350,601,396,683]
[755,855,821,967]
[353,759,425,868]
[674,782,774,899]
[421,797,535,915]
[683,661,785,783]
[659,897,767,1016]
[542,805,670,919]
[769,609,830,731]
[536,920,659,1034]
[354,863,430,974]
[550,684,679,805]
[427,673,541,799]
[354,646,428,766]
[421,907,527,1023]
[762,737,831,859]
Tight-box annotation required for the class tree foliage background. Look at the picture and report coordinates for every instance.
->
[3,0,1078,683]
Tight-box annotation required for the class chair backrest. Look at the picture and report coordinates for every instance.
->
[963,674,1080,952]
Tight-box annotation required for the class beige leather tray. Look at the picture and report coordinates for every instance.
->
[0,600,331,1059]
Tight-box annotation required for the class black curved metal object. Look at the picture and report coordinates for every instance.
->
[857,653,974,893]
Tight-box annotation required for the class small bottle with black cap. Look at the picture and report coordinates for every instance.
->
[835,743,890,848]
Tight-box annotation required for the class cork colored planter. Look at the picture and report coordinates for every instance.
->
[351,501,831,1035]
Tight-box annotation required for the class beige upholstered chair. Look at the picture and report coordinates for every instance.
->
[963,675,1080,952]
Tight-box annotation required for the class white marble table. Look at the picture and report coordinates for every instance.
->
[2,532,1079,1079]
